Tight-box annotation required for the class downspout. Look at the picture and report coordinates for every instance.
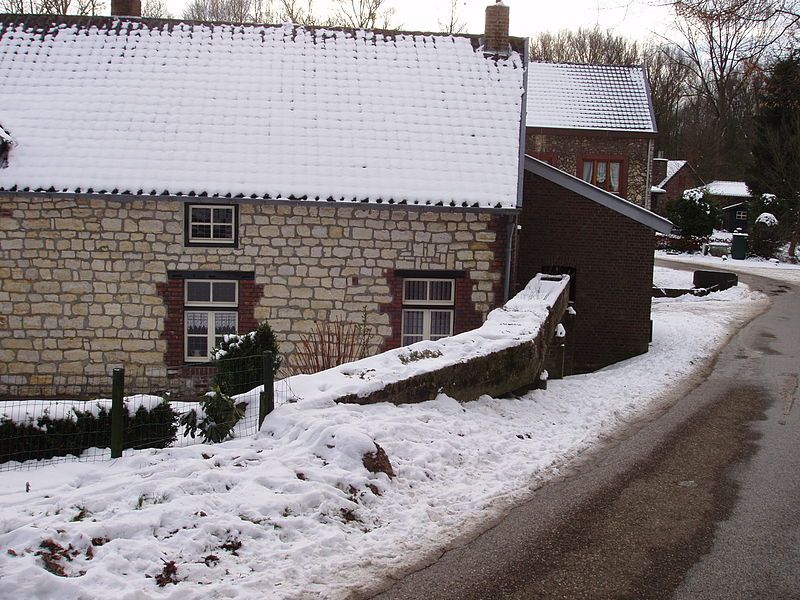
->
[504,36,529,302]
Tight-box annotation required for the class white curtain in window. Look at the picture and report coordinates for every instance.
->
[596,161,607,186]
[582,161,593,183]
[609,162,620,192]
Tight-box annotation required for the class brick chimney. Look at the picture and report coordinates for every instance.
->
[111,0,141,17]
[484,1,510,56]
[652,157,668,187]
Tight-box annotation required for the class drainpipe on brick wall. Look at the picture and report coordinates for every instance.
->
[503,216,515,302]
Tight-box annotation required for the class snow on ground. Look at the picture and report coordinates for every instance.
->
[657,251,800,285]
[653,265,694,289]
[0,270,768,600]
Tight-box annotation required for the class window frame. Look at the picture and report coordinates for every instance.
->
[400,277,455,346]
[184,203,239,247]
[735,210,748,221]
[578,156,627,196]
[183,279,239,363]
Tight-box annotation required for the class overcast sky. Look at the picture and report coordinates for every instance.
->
[165,0,676,43]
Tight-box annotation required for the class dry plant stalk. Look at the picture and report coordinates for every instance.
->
[291,313,374,374]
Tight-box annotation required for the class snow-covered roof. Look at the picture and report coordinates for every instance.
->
[524,155,673,234]
[0,16,526,210]
[525,62,656,133]
[658,160,687,187]
[704,180,751,198]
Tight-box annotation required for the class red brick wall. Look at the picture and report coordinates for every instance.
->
[516,172,655,373]
[156,276,263,367]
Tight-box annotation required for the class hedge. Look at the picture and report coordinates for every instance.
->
[0,401,178,464]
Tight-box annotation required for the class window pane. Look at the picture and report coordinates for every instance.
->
[191,224,212,239]
[213,208,233,224]
[404,280,427,302]
[187,336,208,358]
[186,311,208,334]
[402,310,424,335]
[214,312,237,335]
[186,281,211,303]
[430,311,453,339]
[596,161,607,186]
[191,207,212,223]
[402,335,424,346]
[582,162,593,183]
[429,281,453,302]
[213,224,233,240]
[212,282,237,304]
[609,162,620,192]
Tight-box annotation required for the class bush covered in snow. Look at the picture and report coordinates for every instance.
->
[212,321,281,396]
[668,188,721,237]
[0,400,178,464]
[749,212,782,258]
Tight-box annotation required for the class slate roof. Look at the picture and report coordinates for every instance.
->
[0,16,526,209]
[525,62,656,133]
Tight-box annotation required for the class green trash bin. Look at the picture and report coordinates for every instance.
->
[731,232,748,260]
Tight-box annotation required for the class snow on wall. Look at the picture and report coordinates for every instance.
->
[0,18,525,209]
[275,274,571,407]
[526,62,656,132]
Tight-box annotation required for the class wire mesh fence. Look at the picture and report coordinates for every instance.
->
[0,353,297,471]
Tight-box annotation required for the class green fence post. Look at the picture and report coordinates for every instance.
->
[259,352,274,428]
[111,368,125,459]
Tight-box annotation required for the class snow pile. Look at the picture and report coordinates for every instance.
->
[652,266,694,289]
[756,212,778,227]
[0,18,524,209]
[0,267,767,599]
[276,274,568,406]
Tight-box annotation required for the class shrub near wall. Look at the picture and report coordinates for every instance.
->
[0,399,178,464]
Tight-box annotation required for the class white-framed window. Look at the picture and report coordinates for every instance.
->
[736,210,748,221]
[401,279,455,346]
[184,280,238,361]
[186,204,236,245]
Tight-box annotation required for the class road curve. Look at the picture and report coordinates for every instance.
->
[356,265,800,600]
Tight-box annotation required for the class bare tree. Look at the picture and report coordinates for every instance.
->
[644,43,694,156]
[332,0,397,29]
[529,27,641,65]
[142,0,173,18]
[0,0,37,12]
[182,0,276,22]
[438,0,466,34]
[667,0,791,175]
[277,0,328,25]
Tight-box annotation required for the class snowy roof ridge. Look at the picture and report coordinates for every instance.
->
[658,160,687,187]
[525,62,657,133]
[0,16,526,210]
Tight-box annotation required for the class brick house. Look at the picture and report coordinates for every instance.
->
[523,62,658,209]
[0,5,529,396]
[649,158,705,217]
[517,158,672,374]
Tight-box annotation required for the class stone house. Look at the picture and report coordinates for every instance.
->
[0,5,527,396]
[649,158,705,217]
[0,3,673,396]
[524,61,658,209]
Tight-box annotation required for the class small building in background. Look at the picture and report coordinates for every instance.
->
[649,158,705,217]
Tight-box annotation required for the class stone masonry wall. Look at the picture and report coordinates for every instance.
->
[0,194,510,397]
[526,130,654,208]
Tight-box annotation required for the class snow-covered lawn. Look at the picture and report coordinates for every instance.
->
[0,269,768,600]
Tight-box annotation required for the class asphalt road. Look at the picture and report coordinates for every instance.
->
[359,263,800,600]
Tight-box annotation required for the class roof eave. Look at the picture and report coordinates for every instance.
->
[523,155,674,234]
[525,125,658,139]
